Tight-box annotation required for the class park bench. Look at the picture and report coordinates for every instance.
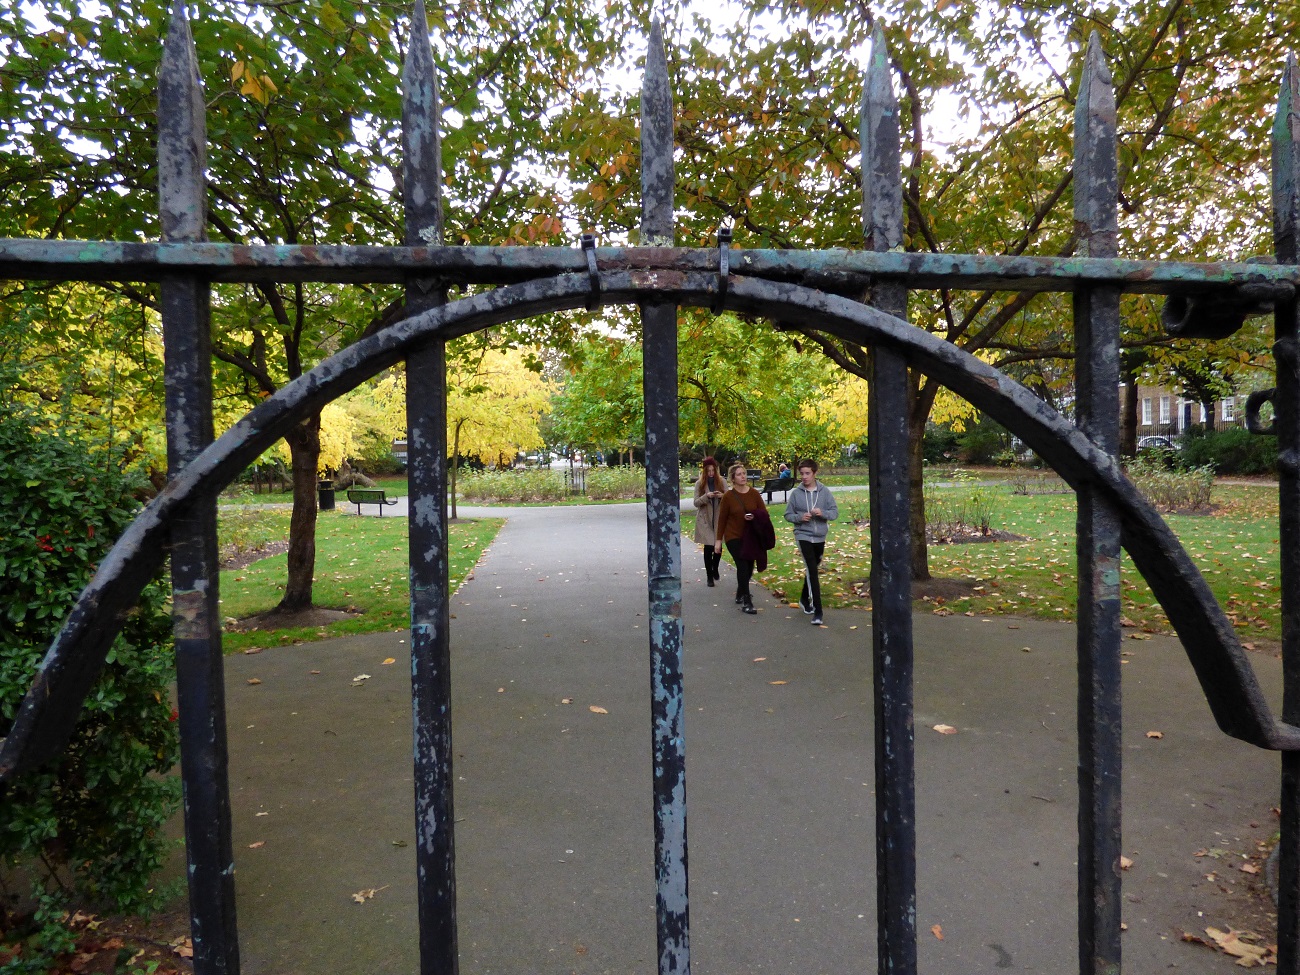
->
[762,476,795,503]
[346,487,399,515]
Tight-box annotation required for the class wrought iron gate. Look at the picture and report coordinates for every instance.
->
[3,3,1300,973]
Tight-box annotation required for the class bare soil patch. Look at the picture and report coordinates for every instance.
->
[220,540,290,571]
[226,605,360,632]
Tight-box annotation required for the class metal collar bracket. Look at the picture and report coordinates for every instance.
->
[1162,278,1295,341]
[581,233,601,311]
[714,224,732,313]
[1246,388,1277,436]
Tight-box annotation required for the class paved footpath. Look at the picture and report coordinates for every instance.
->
[202,502,1282,974]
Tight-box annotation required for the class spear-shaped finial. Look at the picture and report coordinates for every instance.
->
[861,25,902,256]
[641,17,674,246]
[403,0,443,246]
[159,0,206,242]
[1073,31,1117,258]
[1273,54,1299,263]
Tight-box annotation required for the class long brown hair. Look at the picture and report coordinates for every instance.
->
[695,456,720,491]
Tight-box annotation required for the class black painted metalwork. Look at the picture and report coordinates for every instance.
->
[3,8,1300,975]
[1274,55,1300,975]
[1072,33,1124,975]
[640,20,690,975]
[401,4,458,972]
[861,27,916,975]
[158,6,238,974]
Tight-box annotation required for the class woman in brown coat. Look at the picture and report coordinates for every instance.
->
[692,456,725,586]
[713,463,768,614]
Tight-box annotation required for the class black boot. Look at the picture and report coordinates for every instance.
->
[742,594,757,615]
[705,556,715,586]
[735,588,743,604]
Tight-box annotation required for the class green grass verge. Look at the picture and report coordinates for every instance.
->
[686,483,1282,645]
[218,508,502,653]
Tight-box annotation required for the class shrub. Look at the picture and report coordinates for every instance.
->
[922,426,960,463]
[457,468,569,503]
[1179,425,1277,476]
[1126,454,1215,511]
[585,465,645,500]
[0,413,179,916]
[957,418,1012,466]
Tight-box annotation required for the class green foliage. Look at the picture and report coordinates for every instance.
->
[583,465,645,500]
[0,413,178,915]
[922,426,961,463]
[458,469,573,504]
[956,417,1012,466]
[1179,426,1277,476]
[1126,455,1214,512]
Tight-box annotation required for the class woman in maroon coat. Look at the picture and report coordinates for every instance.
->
[713,463,770,615]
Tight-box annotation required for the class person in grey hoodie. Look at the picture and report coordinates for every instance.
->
[783,458,838,625]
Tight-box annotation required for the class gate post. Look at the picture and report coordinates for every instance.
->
[640,19,690,975]
[861,27,917,975]
[158,4,240,973]
[1072,34,1123,975]
[1272,53,1300,975]
[401,3,458,972]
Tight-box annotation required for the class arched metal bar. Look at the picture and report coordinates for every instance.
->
[2,269,1294,784]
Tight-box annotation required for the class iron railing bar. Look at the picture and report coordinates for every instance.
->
[640,19,690,975]
[863,27,917,975]
[1273,52,1300,975]
[1072,34,1124,975]
[0,237,1297,294]
[402,2,458,971]
[158,2,239,972]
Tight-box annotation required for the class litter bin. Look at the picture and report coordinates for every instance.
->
[318,479,335,511]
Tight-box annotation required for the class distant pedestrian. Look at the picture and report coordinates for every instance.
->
[784,459,838,625]
[693,456,725,586]
[714,463,773,615]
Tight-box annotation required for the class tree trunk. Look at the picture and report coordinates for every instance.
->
[1120,370,1138,457]
[279,412,321,611]
[450,420,462,520]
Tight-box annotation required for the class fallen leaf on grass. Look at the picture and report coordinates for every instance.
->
[1146,731,1163,739]
[172,938,194,959]
[589,705,608,714]
[932,724,958,735]
[1204,927,1275,967]
[246,678,262,685]
[931,924,944,940]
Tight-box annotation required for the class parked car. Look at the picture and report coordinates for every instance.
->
[1137,435,1176,451]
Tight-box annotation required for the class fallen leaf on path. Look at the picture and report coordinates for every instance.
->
[931,924,943,940]
[1240,862,1260,875]
[932,724,958,735]
[352,674,370,683]
[243,648,263,655]
[769,680,787,685]
[1204,927,1274,967]
[248,841,265,849]
[246,678,262,685]
[561,698,572,704]
[381,657,396,665]
[351,885,390,904]
[753,656,766,662]
[1120,856,1133,870]
[310,670,321,675]
[1146,730,1163,739]
[589,705,608,714]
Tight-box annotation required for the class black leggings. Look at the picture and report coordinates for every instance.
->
[724,538,754,598]
[703,546,723,578]
[798,539,825,613]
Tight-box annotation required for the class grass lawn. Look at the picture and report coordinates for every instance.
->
[686,482,1283,646]
[217,507,503,653]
